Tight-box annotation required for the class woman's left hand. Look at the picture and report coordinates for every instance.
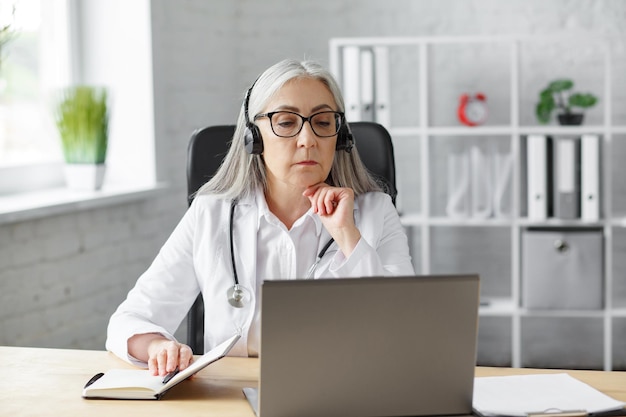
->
[303,183,361,257]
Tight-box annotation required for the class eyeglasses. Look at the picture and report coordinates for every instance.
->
[253,110,344,138]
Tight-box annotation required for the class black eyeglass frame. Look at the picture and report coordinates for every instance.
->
[253,110,345,138]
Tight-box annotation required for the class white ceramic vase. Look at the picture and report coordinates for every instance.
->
[63,163,106,191]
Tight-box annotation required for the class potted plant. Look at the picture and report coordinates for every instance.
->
[535,79,597,125]
[54,85,109,190]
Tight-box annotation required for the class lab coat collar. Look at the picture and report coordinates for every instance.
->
[254,187,323,236]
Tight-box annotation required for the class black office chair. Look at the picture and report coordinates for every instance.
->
[185,121,397,353]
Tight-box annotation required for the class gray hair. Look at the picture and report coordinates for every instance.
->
[197,59,382,200]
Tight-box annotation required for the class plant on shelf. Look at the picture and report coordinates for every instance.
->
[54,85,109,190]
[535,79,597,126]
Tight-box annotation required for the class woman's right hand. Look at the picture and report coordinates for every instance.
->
[128,333,194,376]
[147,338,194,376]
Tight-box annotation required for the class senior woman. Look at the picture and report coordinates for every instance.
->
[106,58,414,377]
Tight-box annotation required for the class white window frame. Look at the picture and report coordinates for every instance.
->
[0,0,159,220]
[73,0,156,188]
[0,0,71,193]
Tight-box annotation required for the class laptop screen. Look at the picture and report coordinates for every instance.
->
[253,274,479,417]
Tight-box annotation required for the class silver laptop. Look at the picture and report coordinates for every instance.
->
[244,274,480,417]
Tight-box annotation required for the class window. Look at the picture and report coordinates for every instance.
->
[0,0,70,169]
[0,0,156,197]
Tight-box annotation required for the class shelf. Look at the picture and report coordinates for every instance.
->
[399,212,424,227]
[401,215,605,228]
[400,215,615,229]
[479,302,608,318]
[399,214,514,227]
[610,308,626,317]
[428,217,513,227]
[519,309,606,319]
[517,218,606,228]
[390,126,514,137]
[388,124,621,138]
[609,218,626,227]
[331,34,620,371]
[480,298,516,316]
[520,125,607,135]
[330,33,609,48]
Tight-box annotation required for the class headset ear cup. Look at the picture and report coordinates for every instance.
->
[244,124,263,154]
[243,80,263,155]
[336,124,354,153]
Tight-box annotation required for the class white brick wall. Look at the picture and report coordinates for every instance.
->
[1,0,624,351]
[0,200,177,349]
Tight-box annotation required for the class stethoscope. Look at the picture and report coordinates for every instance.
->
[226,199,335,308]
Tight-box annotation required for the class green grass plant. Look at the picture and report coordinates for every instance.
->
[55,86,109,164]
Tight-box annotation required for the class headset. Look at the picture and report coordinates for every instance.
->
[228,78,350,307]
[243,80,355,155]
[243,84,264,155]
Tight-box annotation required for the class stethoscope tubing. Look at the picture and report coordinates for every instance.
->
[227,199,334,306]
[229,199,240,286]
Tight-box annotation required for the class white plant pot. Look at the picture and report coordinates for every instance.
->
[64,163,106,191]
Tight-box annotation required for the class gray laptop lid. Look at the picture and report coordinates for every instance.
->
[255,274,480,417]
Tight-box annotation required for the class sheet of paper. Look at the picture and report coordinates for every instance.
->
[473,373,625,417]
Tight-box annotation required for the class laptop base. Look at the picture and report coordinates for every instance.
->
[243,387,259,416]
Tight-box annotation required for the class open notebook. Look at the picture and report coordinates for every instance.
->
[82,333,240,400]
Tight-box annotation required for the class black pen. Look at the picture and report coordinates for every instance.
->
[162,367,179,384]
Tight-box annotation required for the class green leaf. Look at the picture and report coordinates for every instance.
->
[547,79,573,93]
[535,100,554,124]
[569,93,598,109]
[539,89,553,102]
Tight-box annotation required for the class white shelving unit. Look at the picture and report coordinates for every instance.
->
[330,35,626,370]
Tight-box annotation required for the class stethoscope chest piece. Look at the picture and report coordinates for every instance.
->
[226,284,248,308]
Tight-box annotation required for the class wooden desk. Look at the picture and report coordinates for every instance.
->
[2,346,625,416]
[1,346,259,416]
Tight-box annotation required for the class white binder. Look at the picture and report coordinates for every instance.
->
[373,46,390,127]
[359,48,375,121]
[553,136,580,219]
[527,135,548,220]
[471,145,492,218]
[581,134,601,221]
[492,150,513,218]
[341,46,389,125]
[342,46,361,121]
[446,150,471,218]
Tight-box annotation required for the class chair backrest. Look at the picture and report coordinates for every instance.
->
[185,121,397,352]
[348,122,397,204]
[186,125,235,205]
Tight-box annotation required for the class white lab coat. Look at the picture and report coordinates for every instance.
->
[106,190,414,364]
